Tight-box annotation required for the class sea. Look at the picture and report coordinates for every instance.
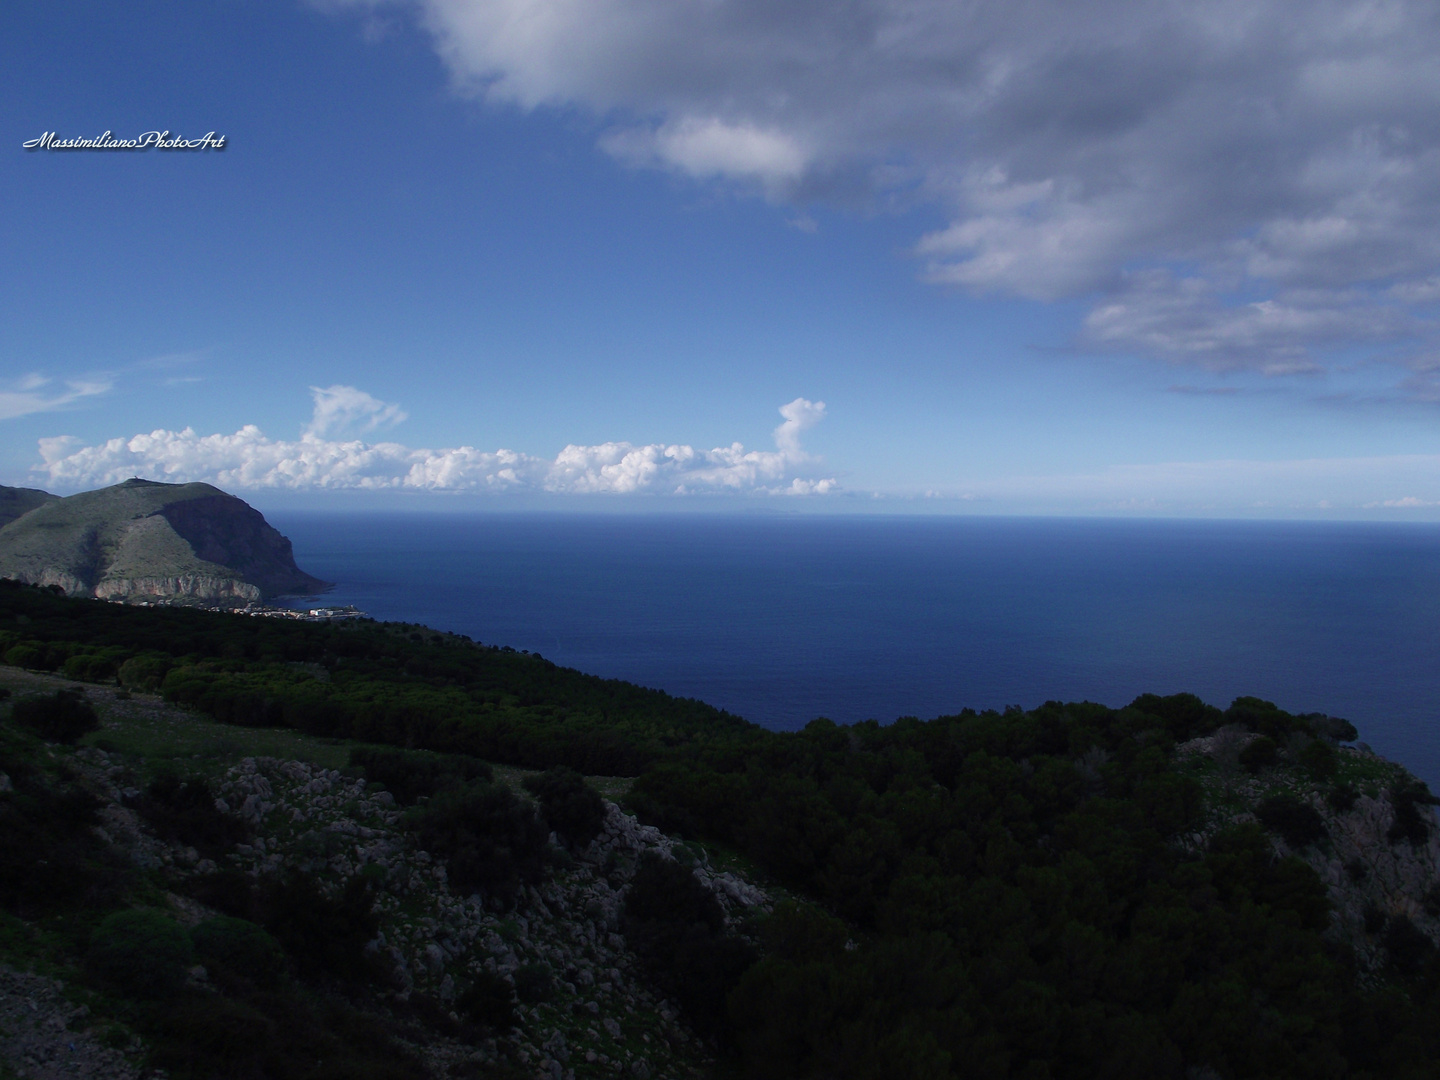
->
[268,513,1440,791]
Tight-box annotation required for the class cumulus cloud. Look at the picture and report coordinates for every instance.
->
[0,373,111,421]
[34,394,836,497]
[324,0,1440,383]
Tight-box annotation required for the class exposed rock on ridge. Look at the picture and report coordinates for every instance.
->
[0,478,328,602]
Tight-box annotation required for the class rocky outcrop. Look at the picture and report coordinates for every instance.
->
[49,741,769,1080]
[0,966,143,1080]
[205,756,767,1079]
[1177,729,1440,971]
[0,479,327,602]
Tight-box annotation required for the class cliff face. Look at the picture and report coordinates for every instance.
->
[0,479,328,602]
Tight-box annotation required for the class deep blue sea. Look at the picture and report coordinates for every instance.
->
[268,513,1440,790]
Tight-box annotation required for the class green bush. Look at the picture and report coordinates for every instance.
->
[3,644,43,670]
[624,852,755,1034]
[405,781,549,903]
[62,653,116,682]
[88,909,195,999]
[0,749,119,916]
[118,654,172,692]
[513,963,553,1003]
[1297,737,1338,781]
[10,690,99,744]
[1238,735,1279,773]
[458,970,517,1029]
[349,746,491,805]
[191,916,286,987]
[1328,783,1359,812]
[1387,781,1440,845]
[134,774,248,860]
[1255,794,1328,848]
[254,873,378,981]
[523,766,606,848]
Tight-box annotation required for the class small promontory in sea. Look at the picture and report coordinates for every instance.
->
[0,477,329,603]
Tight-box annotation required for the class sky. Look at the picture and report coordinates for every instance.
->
[5,0,1440,517]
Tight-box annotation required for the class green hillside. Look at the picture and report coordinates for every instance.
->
[0,483,58,529]
[6,581,1440,1078]
[0,478,328,600]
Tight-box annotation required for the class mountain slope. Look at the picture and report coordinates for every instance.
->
[0,478,329,601]
[0,484,59,530]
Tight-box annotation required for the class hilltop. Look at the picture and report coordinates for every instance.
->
[0,479,329,603]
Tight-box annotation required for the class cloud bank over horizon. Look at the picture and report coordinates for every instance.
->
[326,0,1440,390]
[33,387,837,497]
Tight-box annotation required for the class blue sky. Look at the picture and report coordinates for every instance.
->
[5,0,1440,516]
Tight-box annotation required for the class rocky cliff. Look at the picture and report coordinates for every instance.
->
[0,478,328,602]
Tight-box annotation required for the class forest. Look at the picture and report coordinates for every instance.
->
[4,578,1440,1079]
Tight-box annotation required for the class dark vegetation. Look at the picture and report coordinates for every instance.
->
[524,765,607,848]
[404,780,550,902]
[0,577,747,776]
[10,687,99,743]
[623,852,756,1035]
[0,713,425,1079]
[348,745,493,804]
[8,581,1440,1078]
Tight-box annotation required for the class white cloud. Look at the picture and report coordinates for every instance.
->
[35,394,836,497]
[0,373,111,421]
[305,384,408,437]
[1365,496,1438,508]
[773,396,825,455]
[323,0,1440,384]
[604,118,810,191]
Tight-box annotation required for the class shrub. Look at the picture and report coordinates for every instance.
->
[1306,713,1360,743]
[1384,915,1436,975]
[0,751,118,916]
[191,916,286,987]
[1364,903,1388,935]
[405,781,549,903]
[458,970,518,1029]
[88,909,195,999]
[3,644,43,670]
[513,963,553,1003]
[624,852,756,1034]
[1387,781,1440,845]
[185,868,256,919]
[1297,737,1338,781]
[1255,794,1328,848]
[254,873,378,981]
[10,690,99,744]
[349,746,492,805]
[523,766,606,848]
[1327,783,1359,812]
[134,774,248,860]
[118,654,172,692]
[62,653,117,682]
[1238,736,1278,774]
